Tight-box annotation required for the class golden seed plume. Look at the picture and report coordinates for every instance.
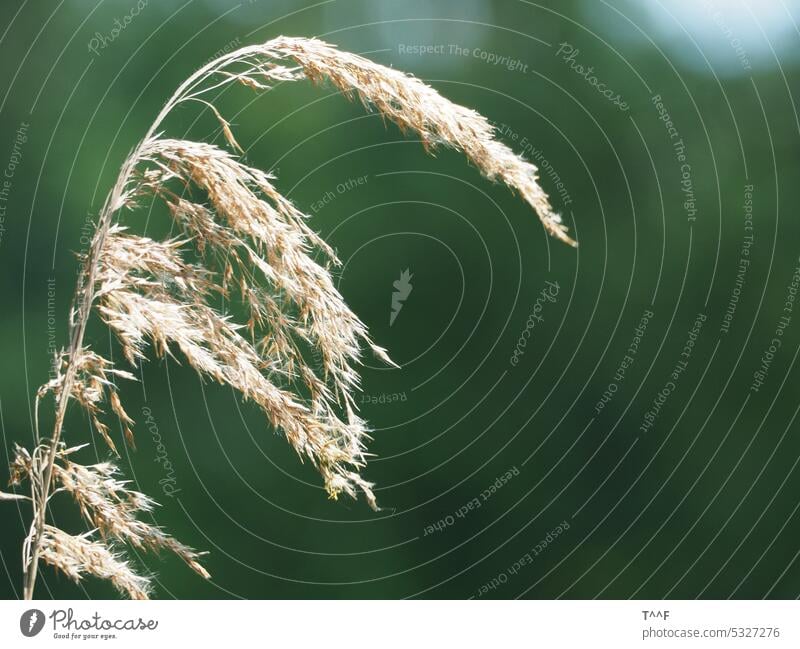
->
[9,36,569,600]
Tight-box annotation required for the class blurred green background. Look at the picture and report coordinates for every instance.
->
[1,0,800,599]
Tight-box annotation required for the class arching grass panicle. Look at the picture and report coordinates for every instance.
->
[7,36,568,600]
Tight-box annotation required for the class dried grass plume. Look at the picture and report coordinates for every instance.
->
[6,36,570,600]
